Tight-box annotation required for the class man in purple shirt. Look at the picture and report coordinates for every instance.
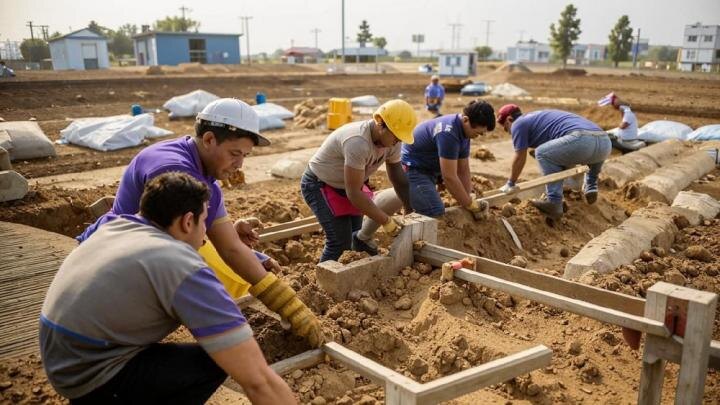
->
[78,98,323,348]
[496,105,611,220]
[425,75,445,117]
[41,172,296,404]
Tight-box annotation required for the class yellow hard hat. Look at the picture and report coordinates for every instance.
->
[373,99,417,145]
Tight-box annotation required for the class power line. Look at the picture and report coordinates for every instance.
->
[310,28,321,49]
[448,23,462,49]
[179,5,191,20]
[239,16,253,65]
[481,19,495,47]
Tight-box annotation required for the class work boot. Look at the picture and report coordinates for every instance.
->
[531,198,564,220]
[351,231,378,256]
[585,190,598,205]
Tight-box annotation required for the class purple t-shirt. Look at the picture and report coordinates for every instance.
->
[511,110,603,151]
[425,83,445,100]
[77,136,227,242]
[401,114,469,174]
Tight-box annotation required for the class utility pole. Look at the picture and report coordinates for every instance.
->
[341,0,345,64]
[239,16,253,65]
[481,19,495,47]
[26,21,35,40]
[310,28,321,49]
[179,5,191,20]
[517,30,526,43]
[448,23,462,49]
[39,25,49,41]
[632,28,641,69]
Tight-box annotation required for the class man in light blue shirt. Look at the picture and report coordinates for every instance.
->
[425,75,445,117]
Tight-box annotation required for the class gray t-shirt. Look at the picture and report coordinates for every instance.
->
[40,215,252,398]
[308,120,401,189]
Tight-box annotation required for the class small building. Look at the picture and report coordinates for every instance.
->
[438,50,477,77]
[679,23,720,72]
[132,31,241,66]
[282,47,322,64]
[569,44,606,65]
[506,41,551,63]
[330,46,387,63]
[48,28,109,70]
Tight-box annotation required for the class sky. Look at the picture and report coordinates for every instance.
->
[1,0,719,53]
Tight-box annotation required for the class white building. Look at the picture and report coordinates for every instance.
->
[569,44,606,65]
[680,23,720,72]
[506,41,551,63]
[49,28,109,70]
[438,50,477,77]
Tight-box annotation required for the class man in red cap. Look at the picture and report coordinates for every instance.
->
[496,104,610,219]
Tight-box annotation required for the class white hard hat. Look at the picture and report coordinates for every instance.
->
[196,98,270,146]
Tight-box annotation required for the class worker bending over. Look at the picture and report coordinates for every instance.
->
[78,98,323,347]
[598,92,644,153]
[425,75,445,117]
[302,100,416,262]
[41,172,296,404]
[497,104,611,220]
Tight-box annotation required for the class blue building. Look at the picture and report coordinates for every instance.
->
[132,31,241,66]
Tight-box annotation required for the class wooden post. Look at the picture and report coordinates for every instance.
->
[638,282,676,405]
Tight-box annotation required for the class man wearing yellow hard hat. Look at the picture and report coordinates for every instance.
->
[301,99,417,262]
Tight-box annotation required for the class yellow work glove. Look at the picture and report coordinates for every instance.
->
[249,273,325,348]
[465,196,489,221]
[382,216,402,237]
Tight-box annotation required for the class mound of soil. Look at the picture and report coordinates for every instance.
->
[550,68,587,76]
[581,105,622,129]
[495,62,532,73]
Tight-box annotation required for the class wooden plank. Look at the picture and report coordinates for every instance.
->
[415,243,646,316]
[454,268,670,337]
[638,282,676,405]
[257,216,318,234]
[415,345,552,404]
[258,222,323,244]
[481,166,588,199]
[270,349,325,376]
[322,342,421,391]
[643,336,720,371]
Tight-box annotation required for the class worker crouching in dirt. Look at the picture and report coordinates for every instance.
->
[77,98,324,348]
[40,172,297,404]
[497,104,611,220]
[597,92,644,154]
[301,99,416,261]
[425,75,445,117]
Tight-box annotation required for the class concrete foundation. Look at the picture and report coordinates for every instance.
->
[634,150,716,203]
[600,140,688,189]
[564,203,679,279]
[0,170,28,202]
[316,213,438,300]
[671,191,720,226]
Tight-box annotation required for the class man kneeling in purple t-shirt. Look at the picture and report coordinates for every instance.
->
[41,172,297,404]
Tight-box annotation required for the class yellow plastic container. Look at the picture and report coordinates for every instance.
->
[327,98,352,130]
[198,240,251,298]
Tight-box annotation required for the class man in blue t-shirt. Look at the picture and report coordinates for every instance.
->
[425,75,445,117]
[496,104,611,220]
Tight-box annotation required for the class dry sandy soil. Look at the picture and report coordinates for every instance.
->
[1,64,720,404]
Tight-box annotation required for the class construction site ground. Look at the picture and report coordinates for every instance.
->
[1,64,719,404]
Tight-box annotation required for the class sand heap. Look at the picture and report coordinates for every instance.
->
[495,62,532,73]
[293,99,328,129]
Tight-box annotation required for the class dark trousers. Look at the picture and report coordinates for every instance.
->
[71,343,227,405]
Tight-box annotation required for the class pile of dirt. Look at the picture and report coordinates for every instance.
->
[580,105,621,129]
[223,169,246,188]
[473,146,496,161]
[550,68,587,76]
[0,355,64,404]
[293,99,328,129]
[495,62,532,73]
[145,65,164,76]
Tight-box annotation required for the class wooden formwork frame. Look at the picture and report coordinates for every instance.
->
[225,343,552,404]
[414,243,720,403]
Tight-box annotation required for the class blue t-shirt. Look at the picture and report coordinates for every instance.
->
[511,110,603,151]
[401,114,469,173]
[425,83,445,100]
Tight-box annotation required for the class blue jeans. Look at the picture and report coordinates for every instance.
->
[300,170,362,262]
[534,131,611,203]
[407,168,445,217]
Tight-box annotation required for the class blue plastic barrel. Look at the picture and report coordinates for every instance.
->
[131,104,143,116]
[255,92,266,105]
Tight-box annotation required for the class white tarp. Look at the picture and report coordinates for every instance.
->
[0,121,56,161]
[252,102,294,131]
[270,158,307,179]
[637,120,692,143]
[686,124,720,141]
[351,95,380,107]
[163,90,219,118]
[490,83,529,97]
[59,114,173,151]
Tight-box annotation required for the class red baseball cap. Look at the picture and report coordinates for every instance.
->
[497,104,521,125]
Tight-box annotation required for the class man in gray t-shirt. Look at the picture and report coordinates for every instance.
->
[40,172,295,404]
[302,99,417,261]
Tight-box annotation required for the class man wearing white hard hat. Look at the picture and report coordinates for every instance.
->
[78,98,325,348]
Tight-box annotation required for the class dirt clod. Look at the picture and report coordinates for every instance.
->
[684,245,714,262]
[560,247,570,257]
[408,356,429,377]
[360,297,379,315]
[439,283,465,305]
[509,255,528,268]
[473,146,495,161]
[394,295,413,310]
[501,203,516,218]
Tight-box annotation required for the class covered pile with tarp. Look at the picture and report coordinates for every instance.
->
[163,90,219,118]
[637,120,693,143]
[0,121,56,161]
[59,114,173,151]
[686,124,720,141]
[252,102,294,131]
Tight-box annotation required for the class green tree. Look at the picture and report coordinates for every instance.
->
[49,31,62,40]
[356,20,372,47]
[646,45,678,62]
[20,38,50,62]
[475,46,493,60]
[153,16,199,32]
[607,15,633,68]
[108,24,137,57]
[373,36,387,49]
[398,50,412,59]
[549,4,582,69]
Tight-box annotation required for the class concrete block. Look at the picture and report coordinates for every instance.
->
[316,256,393,300]
[564,204,678,279]
[600,139,688,189]
[635,150,716,203]
[0,147,11,170]
[671,191,720,226]
[0,170,28,202]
